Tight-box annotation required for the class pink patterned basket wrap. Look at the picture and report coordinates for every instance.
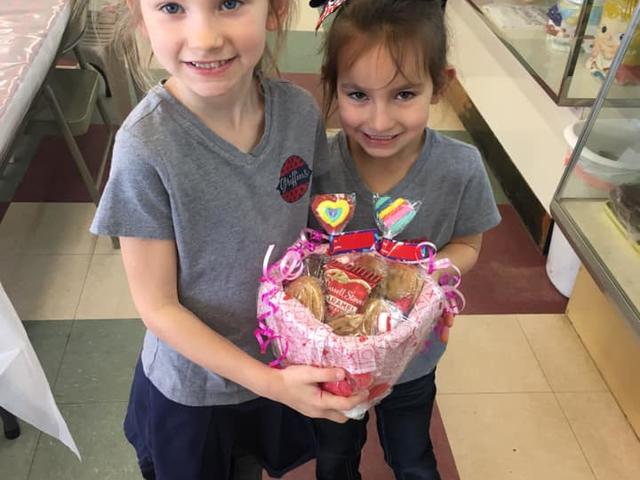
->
[258,270,445,379]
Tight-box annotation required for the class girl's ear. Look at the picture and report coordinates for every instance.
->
[431,66,457,104]
[266,0,289,31]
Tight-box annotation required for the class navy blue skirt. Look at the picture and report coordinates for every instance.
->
[124,359,315,479]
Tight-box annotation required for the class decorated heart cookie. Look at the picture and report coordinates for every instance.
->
[374,195,421,239]
[312,193,356,235]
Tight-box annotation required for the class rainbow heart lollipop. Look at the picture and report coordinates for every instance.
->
[374,195,421,238]
[312,193,356,235]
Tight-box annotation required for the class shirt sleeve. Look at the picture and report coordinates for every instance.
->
[452,150,502,238]
[90,129,175,239]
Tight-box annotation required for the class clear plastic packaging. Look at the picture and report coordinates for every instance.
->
[256,194,464,419]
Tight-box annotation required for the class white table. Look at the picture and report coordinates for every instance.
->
[0,0,71,159]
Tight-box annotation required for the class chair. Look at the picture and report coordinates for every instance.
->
[77,3,137,124]
[28,0,118,247]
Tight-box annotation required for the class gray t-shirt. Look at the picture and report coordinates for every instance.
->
[312,129,500,383]
[91,78,328,406]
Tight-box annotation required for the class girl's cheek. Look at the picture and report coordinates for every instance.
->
[338,104,362,127]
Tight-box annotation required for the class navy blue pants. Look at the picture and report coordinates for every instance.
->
[314,370,440,480]
[124,359,315,480]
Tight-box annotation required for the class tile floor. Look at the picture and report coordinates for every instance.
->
[2,1,640,478]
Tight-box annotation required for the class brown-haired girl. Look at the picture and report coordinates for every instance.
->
[311,0,501,478]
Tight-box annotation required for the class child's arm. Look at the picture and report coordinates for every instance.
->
[120,237,367,423]
[437,233,483,276]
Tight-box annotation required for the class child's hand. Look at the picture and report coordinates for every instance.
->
[270,365,369,423]
[438,311,455,343]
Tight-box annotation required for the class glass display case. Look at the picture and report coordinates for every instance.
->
[466,0,640,106]
[551,2,640,333]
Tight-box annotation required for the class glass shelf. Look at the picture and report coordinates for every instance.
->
[551,4,640,332]
[466,0,640,106]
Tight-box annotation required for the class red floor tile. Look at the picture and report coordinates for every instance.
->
[13,126,111,203]
[462,205,567,314]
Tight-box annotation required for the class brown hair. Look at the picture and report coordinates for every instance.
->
[110,0,295,94]
[321,0,448,118]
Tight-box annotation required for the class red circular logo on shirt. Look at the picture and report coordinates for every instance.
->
[277,155,312,203]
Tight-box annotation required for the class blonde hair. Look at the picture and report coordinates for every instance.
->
[111,0,295,94]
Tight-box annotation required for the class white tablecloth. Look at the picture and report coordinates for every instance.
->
[0,0,71,158]
[0,284,79,458]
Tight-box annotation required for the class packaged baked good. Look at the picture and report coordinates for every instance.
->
[323,260,383,318]
[284,275,325,321]
[382,263,425,313]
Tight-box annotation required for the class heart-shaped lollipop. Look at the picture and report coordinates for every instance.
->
[374,195,421,239]
[318,199,350,227]
[312,193,356,235]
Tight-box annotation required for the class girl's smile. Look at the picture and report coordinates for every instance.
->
[360,131,402,147]
[183,56,237,76]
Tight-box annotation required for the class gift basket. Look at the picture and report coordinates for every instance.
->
[256,194,464,419]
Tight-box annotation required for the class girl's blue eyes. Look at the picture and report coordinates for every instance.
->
[159,0,242,14]
[160,2,183,14]
[221,0,241,10]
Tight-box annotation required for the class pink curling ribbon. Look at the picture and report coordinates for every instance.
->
[429,258,464,314]
[442,286,465,315]
[256,232,324,367]
[418,252,465,352]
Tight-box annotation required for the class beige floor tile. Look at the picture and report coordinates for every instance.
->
[75,254,138,319]
[437,315,550,393]
[438,393,596,480]
[428,99,465,131]
[557,392,640,480]
[0,254,91,320]
[518,314,607,392]
[0,204,35,254]
[0,203,97,255]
